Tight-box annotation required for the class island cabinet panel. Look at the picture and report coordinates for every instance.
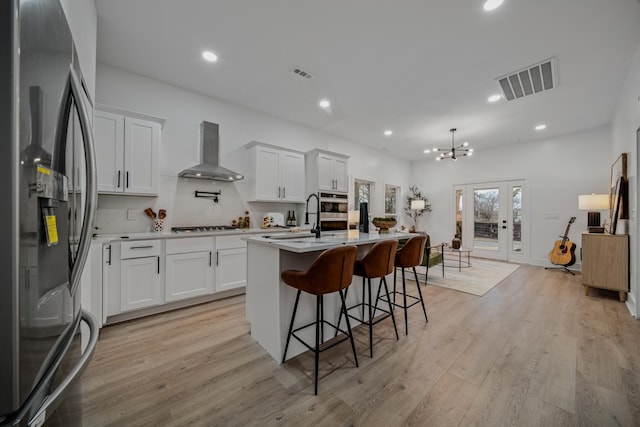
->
[581,232,629,302]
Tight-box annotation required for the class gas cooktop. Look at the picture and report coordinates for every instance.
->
[171,225,238,233]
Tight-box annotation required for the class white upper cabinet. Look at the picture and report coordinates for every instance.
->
[245,141,306,203]
[306,149,349,193]
[94,106,163,196]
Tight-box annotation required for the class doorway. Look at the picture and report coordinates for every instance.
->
[454,180,527,262]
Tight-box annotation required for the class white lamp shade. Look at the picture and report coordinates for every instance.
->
[411,199,426,210]
[578,194,609,210]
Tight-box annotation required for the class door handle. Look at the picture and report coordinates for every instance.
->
[283,187,286,199]
[216,251,219,266]
[278,187,281,198]
[209,251,212,267]
[130,245,153,249]
[502,226,507,229]
[106,245,112,265]
[157,256,160,274]
[126,171,129,188]
[117,170,121,188]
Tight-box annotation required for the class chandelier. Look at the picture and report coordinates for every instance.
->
[433,128,473,161]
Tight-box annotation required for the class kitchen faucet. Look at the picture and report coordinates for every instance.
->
[304,192,321,238]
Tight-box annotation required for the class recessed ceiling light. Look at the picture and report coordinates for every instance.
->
[535,124,547,130]
[483,0,504,11]
[488,94,501,103]
[202,51,218,62]
[319,99,330,109]
[423,149,431,154]
[384,130,393,136]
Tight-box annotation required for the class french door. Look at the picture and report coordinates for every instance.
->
[454,180,527,262]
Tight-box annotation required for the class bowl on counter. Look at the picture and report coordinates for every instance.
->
[371,218,397,233]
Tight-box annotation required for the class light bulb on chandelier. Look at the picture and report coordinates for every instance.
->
[433,128,473,161]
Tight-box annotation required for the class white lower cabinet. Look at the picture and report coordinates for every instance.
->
[215,235,247,292]
[119,240,162,312]
[165,237,214,302]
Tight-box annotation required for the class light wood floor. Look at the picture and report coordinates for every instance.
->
[73,265,640,426]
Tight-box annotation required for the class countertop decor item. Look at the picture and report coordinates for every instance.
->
[372,217,397,233]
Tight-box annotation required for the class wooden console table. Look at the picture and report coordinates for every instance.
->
[581,232,629,301]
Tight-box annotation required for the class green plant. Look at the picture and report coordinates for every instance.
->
[404,185,431,228]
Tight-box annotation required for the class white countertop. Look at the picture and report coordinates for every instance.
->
[243,230,415,253]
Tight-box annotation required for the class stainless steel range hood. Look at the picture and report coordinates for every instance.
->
[178,121,244,181]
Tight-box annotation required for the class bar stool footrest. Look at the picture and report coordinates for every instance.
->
[291,320,353,354]
[380,292,422,309]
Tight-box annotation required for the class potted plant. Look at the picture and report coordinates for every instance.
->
[404,185,431,232]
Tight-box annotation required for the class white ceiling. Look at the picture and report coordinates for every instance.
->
[95,0,640,161]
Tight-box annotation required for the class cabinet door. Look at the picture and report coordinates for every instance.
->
[165,251,213,302]
[280,151,306,202]
[254,146,281,201]
[216,248,247,292]
[333,157,349,193]
[582,234,628,291]
[317,153,335,191]
[120,256,162,312]
[124,117,160,195]
[94,111,124,193]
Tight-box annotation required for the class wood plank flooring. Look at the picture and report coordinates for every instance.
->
[72,265,640,426]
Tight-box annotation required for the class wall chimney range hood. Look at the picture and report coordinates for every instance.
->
[179,121,244,181]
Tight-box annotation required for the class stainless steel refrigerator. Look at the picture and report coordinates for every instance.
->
[1,0,99,425]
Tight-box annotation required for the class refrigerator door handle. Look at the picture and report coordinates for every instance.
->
[67,67,98,296]
[27,310,100,427]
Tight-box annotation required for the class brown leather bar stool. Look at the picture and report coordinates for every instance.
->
[389,235,428,335]
[337,239,399,358]
[281,245,359,395]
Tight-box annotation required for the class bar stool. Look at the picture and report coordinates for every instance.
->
[390,235,429,335]
[337,239,399,358]
[281,245,359,395]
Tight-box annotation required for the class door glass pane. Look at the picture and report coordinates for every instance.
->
[384,185,399,217]
[473,188,499,251]
[455,189,463,245]
[354,180,371,208]
[512,186,522,252]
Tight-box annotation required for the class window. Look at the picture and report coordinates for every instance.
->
[384,184,400,218]
[354,179,373,211]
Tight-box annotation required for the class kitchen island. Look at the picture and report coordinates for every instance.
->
[244,230,412,362]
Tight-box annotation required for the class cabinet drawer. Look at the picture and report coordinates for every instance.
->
[216,235,247,249]
[121,240,161,259]
[166,236,213,255]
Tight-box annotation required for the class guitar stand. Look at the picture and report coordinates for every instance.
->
[545,266,575,276]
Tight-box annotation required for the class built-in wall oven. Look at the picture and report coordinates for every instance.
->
[319,192,348,231]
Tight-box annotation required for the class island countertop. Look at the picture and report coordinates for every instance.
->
[243,230,414,253]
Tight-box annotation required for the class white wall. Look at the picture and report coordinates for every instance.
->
[94,64,411,233]
[60,0,97,99]
[612,40,640,317]
[410,126,611,266]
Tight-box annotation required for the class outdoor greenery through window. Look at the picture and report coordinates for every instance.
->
[384,184,400,218]
[354,179,372,210]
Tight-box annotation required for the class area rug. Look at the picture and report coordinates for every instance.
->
[410,258,520,297]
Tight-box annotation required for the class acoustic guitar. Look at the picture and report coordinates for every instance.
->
[548,217,577,266]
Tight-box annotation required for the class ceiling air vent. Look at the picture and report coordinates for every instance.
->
[291,66,314,80]
[496,58,557,101]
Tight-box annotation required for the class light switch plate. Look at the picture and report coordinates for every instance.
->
[127,209,137,220]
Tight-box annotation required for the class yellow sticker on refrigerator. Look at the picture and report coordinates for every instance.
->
[45,215,59,246]
[37,165,51,175]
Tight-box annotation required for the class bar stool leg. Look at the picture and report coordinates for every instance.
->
[412,266,428,322]
[393,267,397,306]
[361,277,366,322]
[282,290,302,363]
[402,267,409,335]
[368,278,374,358]
[381,277,400,340]
[339,289,359,368]
[314,295,321,395]
[334,286,349,338]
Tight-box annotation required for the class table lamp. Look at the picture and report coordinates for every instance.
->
[578,193,609,232]
[410,199,425,232]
